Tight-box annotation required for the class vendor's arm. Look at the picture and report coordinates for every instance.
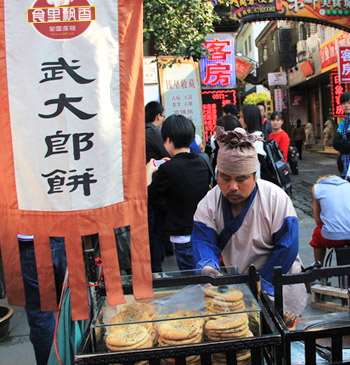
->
[259,193,299,295]
[192,193,221,271]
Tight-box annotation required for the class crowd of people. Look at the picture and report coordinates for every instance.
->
[146,92,350,300]
[7,92,350,365]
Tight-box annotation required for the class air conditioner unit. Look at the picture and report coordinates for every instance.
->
[297,40,307,55]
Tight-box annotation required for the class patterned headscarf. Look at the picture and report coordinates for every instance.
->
[216,127,261,176]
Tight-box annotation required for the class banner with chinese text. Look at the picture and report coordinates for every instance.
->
[0,0,152,320]
[232,0,350,32]
[159,57,203,138]
[338,46,350,83]
[330,70,350,117]
[200,33,236,89]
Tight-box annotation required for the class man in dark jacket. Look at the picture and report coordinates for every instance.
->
[333,92,350,180]
[145,101,169,162]
[147,115,210,270]
[145,101,170,272]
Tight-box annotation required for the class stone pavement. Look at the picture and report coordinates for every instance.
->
[0,150,340,365]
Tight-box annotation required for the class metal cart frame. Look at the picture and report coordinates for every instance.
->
[75,267,281,365]
[267,265,350,365]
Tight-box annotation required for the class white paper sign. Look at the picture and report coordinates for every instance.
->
[159,59,203,138]
[5,0,124,211]
[274,88,284,112]
[144,57,158,84]
[268,72,287,86]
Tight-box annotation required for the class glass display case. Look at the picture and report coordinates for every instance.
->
[91,282,262,355]
[75,268,281,365]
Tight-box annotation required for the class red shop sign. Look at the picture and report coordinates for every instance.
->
[201,89,237,141]
[331,70,350,117]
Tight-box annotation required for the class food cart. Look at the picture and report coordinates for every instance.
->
[75,267,281,365]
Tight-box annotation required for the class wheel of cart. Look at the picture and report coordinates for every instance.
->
[263,265,350,365]
[75,266,281,365]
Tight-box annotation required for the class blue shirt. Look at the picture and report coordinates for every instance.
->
[314,176,350,240]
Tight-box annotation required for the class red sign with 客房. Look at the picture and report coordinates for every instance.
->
[331,70,350,117]
[338,46,350,84]
[201,89,238,140]
[200,33,236,89]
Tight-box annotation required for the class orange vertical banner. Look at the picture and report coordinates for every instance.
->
[0,0,152,320]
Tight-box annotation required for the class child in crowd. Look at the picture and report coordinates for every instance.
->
[269,111,290,162]
[146,115,211,271]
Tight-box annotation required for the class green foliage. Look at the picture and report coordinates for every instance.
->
[143,0,219,61]
[243,92,271,105]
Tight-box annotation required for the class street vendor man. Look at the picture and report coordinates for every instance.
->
[192,128,306,313]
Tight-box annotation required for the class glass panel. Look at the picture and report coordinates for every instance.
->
[90,270,262,355]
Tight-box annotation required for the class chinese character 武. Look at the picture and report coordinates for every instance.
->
[40,58,95,84]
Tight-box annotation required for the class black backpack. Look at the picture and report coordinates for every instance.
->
[260,140,292,196]
[198,152,216,188]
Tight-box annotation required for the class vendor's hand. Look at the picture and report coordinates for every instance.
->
[202,266,221,278]
[284,311,297,329]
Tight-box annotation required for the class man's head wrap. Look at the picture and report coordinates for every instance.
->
[216,127,260,176]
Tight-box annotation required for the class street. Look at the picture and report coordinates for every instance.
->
[0,151,341,365]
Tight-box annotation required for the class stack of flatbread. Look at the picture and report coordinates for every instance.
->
[105,324,154,352]
[106,303,156,351]
[157,311,204,365]
[205,313,252,365]
[204,285,246,314]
